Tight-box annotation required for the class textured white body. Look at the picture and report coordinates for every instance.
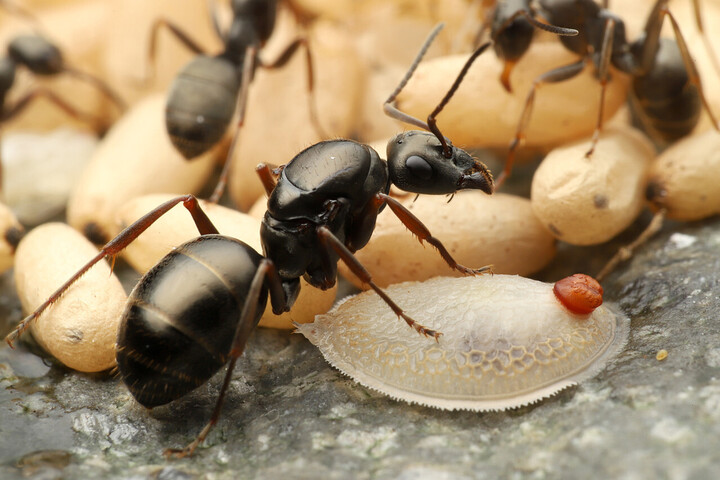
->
[298,275,629,411]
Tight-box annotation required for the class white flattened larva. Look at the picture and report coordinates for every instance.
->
[646,130,720,221]
[116,194,336,329]
[0,202,24,274]
[66,93,218,244]
[339,191,556,289]
[298,275,629,411]
[531,127,655,245]
[14,223,127,372]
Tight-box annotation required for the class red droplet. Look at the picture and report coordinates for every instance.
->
[553,274,603,315]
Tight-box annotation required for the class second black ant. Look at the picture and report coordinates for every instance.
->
[494,0,720,186]
[146,0,324,202]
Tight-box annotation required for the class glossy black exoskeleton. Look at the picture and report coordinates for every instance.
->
[5,24,494,459]
[499,0,720,186]
[0,33,125,127]
[149,0,322,201]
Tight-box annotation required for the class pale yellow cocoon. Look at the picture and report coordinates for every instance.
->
[115,194,336,329]
[339,191,556,289]
[531,127,655,245]
[395,39,630,149]
[14,223,126,372]
[66,94,217,243]
[647,130,720,221]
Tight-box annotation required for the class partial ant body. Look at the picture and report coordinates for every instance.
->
[5,25,494,458]
[147,0,323,202]
[0,29,125,128]
[487,0,579,91]
[496,0,719,186]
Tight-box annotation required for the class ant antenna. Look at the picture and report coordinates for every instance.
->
[384,23,490,158]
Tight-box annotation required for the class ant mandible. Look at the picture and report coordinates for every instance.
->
[146,0,324,202]
[5,24,494,458]
[495,0,720,186]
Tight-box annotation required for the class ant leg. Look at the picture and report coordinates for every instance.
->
[208,46,256,203]
[62,65,127,112]
[501,59,585,187]
[377,193,492,276]
[4,195,217,347]
[585,17,616,158]
[595,209,666,282]
[691,0,720,80]
[2,87,108,130]
[164,258,285,459]
[661,6,720,132]
[316,226,441,340]
[143,18,208,85]
[258,36,327,140]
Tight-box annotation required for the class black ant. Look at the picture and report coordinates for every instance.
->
[4,24,494,458]
[0,0,126,130]
[146,0,324,202]
[495,0,720,186]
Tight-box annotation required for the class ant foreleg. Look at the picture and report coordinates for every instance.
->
[4,195,217,347]
[377,193,493,276]
[316,226,441,340]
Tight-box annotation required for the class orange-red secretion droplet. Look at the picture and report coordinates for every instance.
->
[553,273,603,315]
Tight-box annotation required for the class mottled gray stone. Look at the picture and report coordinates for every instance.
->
[2,214,720,479]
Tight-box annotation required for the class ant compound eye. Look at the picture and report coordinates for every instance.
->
[405,155,433,180]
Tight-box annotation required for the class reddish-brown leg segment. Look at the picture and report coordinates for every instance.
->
[316,226,441,340]
[377,193,493,276]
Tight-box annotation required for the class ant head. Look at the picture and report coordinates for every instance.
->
[8,35,63,75]
[386,131,494,195]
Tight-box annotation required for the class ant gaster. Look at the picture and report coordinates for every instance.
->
[5,24,494,458]
[495,0,720,186]
[146,0,324,202]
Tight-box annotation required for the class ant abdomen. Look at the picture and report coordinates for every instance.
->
[165,55,242,159]
[116,235,267,408]
[629,38,701,144]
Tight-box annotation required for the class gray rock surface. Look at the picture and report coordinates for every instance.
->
[2,214,720,479]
